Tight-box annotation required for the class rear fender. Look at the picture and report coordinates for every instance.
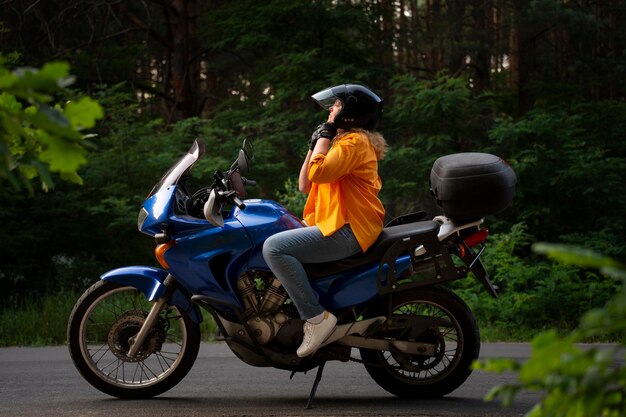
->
[466,254,499,298]
[101,266,202,323]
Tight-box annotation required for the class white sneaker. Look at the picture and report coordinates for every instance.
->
[297,311,337,358]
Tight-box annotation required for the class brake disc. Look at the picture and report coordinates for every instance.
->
[108,310,166,362]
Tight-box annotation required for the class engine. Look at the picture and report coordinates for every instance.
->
[236,271,296,345]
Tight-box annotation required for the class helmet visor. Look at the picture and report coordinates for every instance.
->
[311,85,347,109]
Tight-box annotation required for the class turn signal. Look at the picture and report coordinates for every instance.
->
[457,244,466,258]
[155,242,174,269]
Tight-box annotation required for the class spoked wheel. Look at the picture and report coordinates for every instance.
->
[67,280,201,398]
[360,286,479,398]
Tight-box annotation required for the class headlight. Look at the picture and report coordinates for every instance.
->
[137,208,149,231]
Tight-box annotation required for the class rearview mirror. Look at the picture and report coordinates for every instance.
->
[237,149,249,175]
[237,138,253,175]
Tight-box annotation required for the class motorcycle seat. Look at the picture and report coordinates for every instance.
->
[303,220,440,279]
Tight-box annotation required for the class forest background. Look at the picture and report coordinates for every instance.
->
[0,0,625,345]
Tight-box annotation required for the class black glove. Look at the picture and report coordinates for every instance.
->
[309,122,337,150]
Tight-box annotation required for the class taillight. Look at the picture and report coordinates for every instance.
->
[464,228,489,247]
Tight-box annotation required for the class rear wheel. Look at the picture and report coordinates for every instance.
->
[360,286,479,398]
[67,280,201,398]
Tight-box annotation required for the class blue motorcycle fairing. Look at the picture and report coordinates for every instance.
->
[140,186,220,237]
[164,217,253,313]
[139,186,177,236]
[232,200,304,269]
[101,266,202,323]
[162,200,303,315]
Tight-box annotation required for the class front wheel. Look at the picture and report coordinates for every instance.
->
[67,280,201,398]
[360,286,479,398]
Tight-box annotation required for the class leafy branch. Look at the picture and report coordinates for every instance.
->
[476,244,626,417]
[0,59,103,192]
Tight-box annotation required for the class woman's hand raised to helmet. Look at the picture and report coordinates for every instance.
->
[309,123,337,150]
[318,122,336,139]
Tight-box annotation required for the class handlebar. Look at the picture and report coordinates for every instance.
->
[243,177,256,188]
[231,195,246,210]
[204,170,252,217]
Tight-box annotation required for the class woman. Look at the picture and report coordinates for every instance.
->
[263,84,387,357]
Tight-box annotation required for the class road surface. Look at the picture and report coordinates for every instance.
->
[1,343,543,416]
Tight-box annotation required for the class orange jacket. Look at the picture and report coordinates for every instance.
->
[303,131,385,252]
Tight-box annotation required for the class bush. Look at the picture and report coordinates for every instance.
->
[452,224,620,338]
[476,245,626,417]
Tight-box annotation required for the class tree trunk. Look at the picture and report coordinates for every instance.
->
[446,0,466,76]
[166,0,199,121]
[424,0,445,75]
[470,0,492,92]
[378,0,395,71]
[409,0,420,74]
[509,0,534,114]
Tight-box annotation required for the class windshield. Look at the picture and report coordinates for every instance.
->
[147,140,206,198]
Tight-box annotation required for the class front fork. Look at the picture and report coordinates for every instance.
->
[127,275,176,359]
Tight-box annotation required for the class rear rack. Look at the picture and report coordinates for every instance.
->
[414,216,483,256]
[376,219,498,298]
[376,228,469,295]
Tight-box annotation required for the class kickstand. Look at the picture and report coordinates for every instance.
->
[305,362,326,409]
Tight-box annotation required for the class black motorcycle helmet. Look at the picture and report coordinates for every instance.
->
[312,84,383,130]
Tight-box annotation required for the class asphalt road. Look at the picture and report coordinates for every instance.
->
[0,343,542,417]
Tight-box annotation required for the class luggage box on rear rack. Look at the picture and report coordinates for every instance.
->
[430,153,517,222]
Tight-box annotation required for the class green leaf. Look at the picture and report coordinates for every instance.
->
[532,243,623,270]
[601,266,626,281]
[64,97,104,129]
[28,104,81,141]
[0,71,18,89]
[485,384,520,407]
[13,62,74,92]
[32,159,54,190]
[59,170,84,185]
[39,61,71,80]
[518,330,580,384]
[37,133,87,173]
[0,92,22,112]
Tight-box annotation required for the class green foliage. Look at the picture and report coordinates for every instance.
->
[476,245,626,417]
[520,0,626,104]
[381,73,495,217]
[1,0,625,349]
[388,74,493,147]
[453,224,619,337]
[0,59,103,191]
[196,0,389,200]
[0,86,156,304]
[275,177,307,217]
[487,101,626,258]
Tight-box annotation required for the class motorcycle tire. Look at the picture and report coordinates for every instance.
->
[360,285,479,398]
[67,280,201,399]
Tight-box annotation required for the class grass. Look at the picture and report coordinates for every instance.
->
[1,290,77,346]
[0,289,610,347]
[0,289,217,347]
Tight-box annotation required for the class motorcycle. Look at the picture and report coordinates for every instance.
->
[67,139,516,408]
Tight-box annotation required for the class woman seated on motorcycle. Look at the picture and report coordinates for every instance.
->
[263,84,387,357]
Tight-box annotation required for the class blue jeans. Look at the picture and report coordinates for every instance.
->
[262,224,361,320]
